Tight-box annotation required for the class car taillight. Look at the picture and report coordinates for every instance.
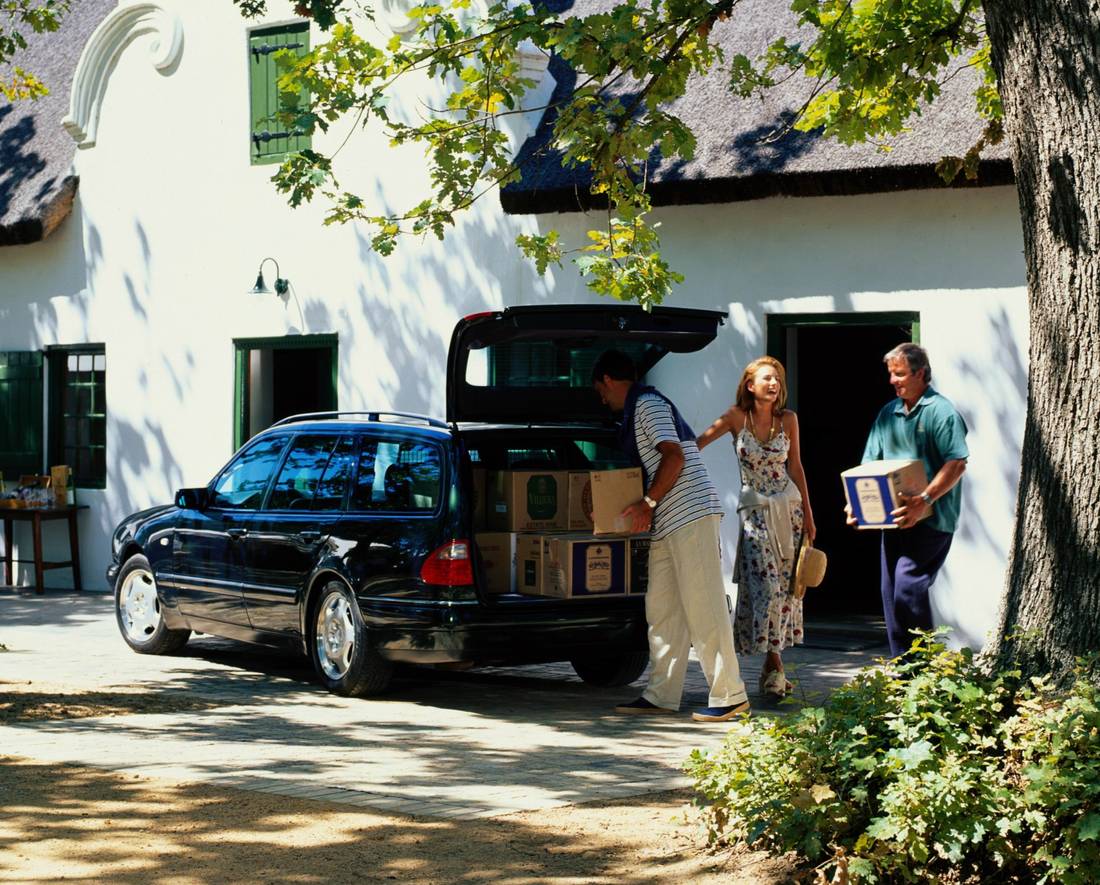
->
[420,540,474,586]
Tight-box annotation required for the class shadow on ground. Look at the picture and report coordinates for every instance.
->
[0,759,798,884]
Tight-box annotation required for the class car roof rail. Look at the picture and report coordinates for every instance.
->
[270,410,448,429]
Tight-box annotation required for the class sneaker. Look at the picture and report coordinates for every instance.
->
[614,696,677,715]
[691,700,752,722]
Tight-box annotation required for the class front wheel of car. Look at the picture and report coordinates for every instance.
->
[115,554,190,655]
[310,580,393,697]
[570,649,650,687]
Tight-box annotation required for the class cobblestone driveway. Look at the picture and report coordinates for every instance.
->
[0,590,886,819]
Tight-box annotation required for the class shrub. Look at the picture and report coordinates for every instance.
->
[685,634,1100,883]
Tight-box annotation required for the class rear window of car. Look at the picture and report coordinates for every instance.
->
[465,437,631,471]
[465,339,653,389]
[350,438,444,513]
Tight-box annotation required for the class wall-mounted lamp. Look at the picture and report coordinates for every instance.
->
[249,257,289,296]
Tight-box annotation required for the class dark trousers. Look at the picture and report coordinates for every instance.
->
[880,524,954,657]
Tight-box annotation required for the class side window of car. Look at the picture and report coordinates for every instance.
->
[209,434,290,510]
[350,438,443,512]
[266,435,339,511]
[313,435,357,511]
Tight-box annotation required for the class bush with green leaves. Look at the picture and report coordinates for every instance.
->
[685,633,1100,883]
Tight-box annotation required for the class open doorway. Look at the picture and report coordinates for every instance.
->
[233,335,338,449]
[768,313,918,617]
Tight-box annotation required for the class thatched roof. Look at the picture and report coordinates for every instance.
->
[0,1,114,246]
[502,0,1014,214]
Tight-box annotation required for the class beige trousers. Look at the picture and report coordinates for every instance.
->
[641,514,748,709]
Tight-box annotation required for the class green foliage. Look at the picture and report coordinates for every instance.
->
[0,0,69,99]
[234,0,1002,307]
[686,634,1100,883]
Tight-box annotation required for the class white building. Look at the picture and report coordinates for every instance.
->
[0,0,1026,650]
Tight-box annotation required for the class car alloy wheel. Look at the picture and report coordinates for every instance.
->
[315,589,356,681]
[114,553,190,655]
[119,565,162,642]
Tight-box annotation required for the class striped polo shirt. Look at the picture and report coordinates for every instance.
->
[633,393,723,541]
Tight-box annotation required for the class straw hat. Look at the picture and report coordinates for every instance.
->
[793,540,827,599]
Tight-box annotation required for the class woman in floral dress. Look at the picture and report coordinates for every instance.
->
[697,357,816,699]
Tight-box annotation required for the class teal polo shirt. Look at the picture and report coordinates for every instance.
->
[862,387,969,534]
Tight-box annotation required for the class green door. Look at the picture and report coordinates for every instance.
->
[0,351,43,481]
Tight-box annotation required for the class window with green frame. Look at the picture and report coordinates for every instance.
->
[248,21,311,165]
[47,346,106,489]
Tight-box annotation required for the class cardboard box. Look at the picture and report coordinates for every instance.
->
[476,532,516,594]
[568,471,594,531]
[589,468,644,535]
[515,533,546,595]
[487,470,569,532]
[470,468,487,530]
[842,459,930,529]
[542,535,630,598]
[50,465,72,507]
[629,536,651,594]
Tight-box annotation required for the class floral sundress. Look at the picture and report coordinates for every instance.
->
[733,425,805,654]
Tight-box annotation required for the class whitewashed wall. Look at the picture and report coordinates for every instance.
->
[0,3,1028,655]
[524,186,1029,651]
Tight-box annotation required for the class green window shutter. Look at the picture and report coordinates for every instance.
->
[249,21,311,165]
[0,351,44,481]
[47,346,107,490]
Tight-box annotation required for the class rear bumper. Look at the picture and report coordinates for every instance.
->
[359,595,648,665]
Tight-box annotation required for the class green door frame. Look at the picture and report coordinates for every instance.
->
[233,334,339,451]
[766,312,919,409]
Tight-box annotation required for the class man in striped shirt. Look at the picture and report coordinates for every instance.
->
[592,350,750,722]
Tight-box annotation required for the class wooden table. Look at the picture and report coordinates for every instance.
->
[1,505,89,594]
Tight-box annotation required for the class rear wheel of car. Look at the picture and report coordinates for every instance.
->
[310,580,393,697]
[570,649,650,687]
[115,554,190,655]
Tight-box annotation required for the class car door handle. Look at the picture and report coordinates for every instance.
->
[226,528,249,540]
[297,531,322,542]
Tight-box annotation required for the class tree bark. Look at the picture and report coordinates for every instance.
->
[981,0,1100,679]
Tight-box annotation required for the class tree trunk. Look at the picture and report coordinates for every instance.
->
[981,0,1100,679]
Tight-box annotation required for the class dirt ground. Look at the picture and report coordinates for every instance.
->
[0,683,801,884]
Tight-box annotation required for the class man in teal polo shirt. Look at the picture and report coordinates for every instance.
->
[851,343,969,656]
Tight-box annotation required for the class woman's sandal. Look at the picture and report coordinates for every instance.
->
[759,668,794,699]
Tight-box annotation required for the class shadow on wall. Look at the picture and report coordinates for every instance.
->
[340,214,537,417]
[953,305,1028,556]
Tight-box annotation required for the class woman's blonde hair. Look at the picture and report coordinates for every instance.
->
[735,356,788,413]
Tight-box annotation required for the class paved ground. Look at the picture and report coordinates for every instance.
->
[0,589,888,820]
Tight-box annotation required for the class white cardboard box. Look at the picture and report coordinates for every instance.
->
[541,534,630,598]
[515,533,546,595]
[567,471,594,531]
[841,459,930,529]
[487,470,569,532]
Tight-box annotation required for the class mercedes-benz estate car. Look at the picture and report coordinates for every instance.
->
[108,304,726,696]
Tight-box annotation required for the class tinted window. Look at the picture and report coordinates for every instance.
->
[465,339,653,389]
[350,439,443,512]
[267,435,339,511]
[313,435,357,511]
[210,435,290,510]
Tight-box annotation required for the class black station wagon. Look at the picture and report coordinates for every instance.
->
[108,305,726,696]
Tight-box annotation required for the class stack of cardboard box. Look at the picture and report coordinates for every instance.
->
[473,467,651,598]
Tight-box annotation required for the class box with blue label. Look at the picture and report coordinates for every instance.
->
[841,459,930,529]
[542,535,630,598]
